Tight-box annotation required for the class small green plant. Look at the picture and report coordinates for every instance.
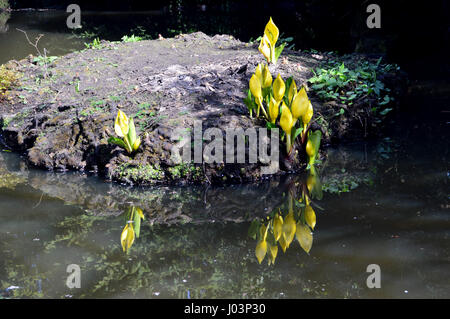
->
[308,57,397,114]
[84,37,102,49]
[121,34,143,42]
[108,110,141,154]
[32,55,58,66]
[0,64,20,99]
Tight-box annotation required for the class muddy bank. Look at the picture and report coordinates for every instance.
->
[0,145,378,224]
[0,32,405,185]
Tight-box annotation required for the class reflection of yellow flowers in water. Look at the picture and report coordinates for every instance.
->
[121,223,135,253]
[282,210,296,248]
[250,171,322,265]
[120,206,145,253]
[255,224,269,264]
[296,222,313,253]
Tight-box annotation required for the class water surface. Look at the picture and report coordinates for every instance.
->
[0,135,448,298]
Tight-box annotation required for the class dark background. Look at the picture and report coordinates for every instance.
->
[4,0,450,80]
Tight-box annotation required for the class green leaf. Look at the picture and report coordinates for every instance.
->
[379,108,392,115]
[308,130,322,165]
[248,220,260,240]
[128,117,136,144]
[274,43,286,63]
[133,207,141,238]
[293,127,303,141]
[266,121,278,129]
[108,137,127,149]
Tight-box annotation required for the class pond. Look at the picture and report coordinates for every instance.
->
[0,125,448,298]
[0,9,448,299]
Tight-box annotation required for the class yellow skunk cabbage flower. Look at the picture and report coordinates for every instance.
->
[135,207,145,220]
[110,110,141,154]
[305,205,316,230]
[279,232,288,253]
[258,34,271,63]
[280,102,294,154]
[249,74,262,103]
[306,130,322,166]
[291,87,309,120]
[303,101,313,127]
[268,97,280,124]
[121,223,135,253]
[288,79,297,105]
[264,17,279,49]
[306,138,314,159]
[296,222,313,253]
[280,102,293,135]
[261,64,272,88]
[255,239,268,264]
[273,213,283,241]
[268,244,278,265]
[115,110,129,138]
[273,74,285,102]
[254,63,263,83]
[282,210,296,248]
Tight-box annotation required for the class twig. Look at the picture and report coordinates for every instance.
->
[16,28,49,78]
[16,28,43,56]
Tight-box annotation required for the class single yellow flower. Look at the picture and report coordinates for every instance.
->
[279,233,288,253]
[305,205,316,230]
[273,213,283,241]
[282,210,296,248]
[249,74,262,103]
[120,223,135,253]
[273,74,285,102]
[296,222,313,253]
[132,137,141,152]
[115,110,129,138]
[264,17,279,50]
[303,100,313,126]
[135,207,145,220]
[279,102,294,135]
[254,63,263,82]
[258,35,271,63]
[261,64,272,89]
[306,136,314,159]
[269,244,278,265]
[268,97,280,124]
[255,240,268,264]
[291,87,309,120]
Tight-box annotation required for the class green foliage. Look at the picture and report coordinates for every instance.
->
[32,55,58,66]
[308,57,398,114]
[121,34,143,43]
[84,37,102,49]
[0,64,20,99]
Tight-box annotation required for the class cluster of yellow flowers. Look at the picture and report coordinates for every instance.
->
[246,17,322,165]
[254,184,318,265]
[253,168,322,265]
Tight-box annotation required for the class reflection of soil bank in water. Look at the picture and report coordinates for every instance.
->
[0,8,10,33]
[0,32,406,186]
